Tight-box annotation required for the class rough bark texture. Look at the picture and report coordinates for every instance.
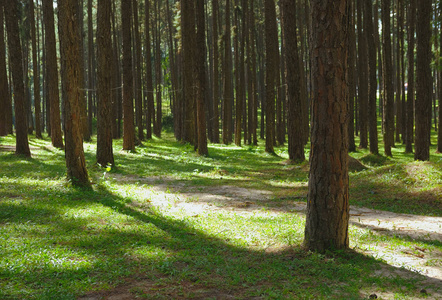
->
[281,0,304,161]
[414,0,432,161]
[304,0,350,253]
[96,0,114,167]
[4,0,31,156]
[42,0,63,148]
[0,3,12,136]
[195,0,208,156]
[122,0,135,151]
[58,0,91,188]
[405,0,415,153]
[264,0,277,153]
[382,0,394,156]
[365,0,379,154]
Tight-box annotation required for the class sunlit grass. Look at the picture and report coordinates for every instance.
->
[0,132,441,299]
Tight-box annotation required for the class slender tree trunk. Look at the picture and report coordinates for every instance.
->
[405,0,415,153]
[78,0,89,141]
[365,0,379,154]
[234,1,242,147]
[0,4,12,136]
[395,0,403,144]
[96,0,114,167]
[122,0,135,151]
[154,1,162,137]
[4,0,31,156]
[348,1,356,152]
[212,0,220,143]
[282,0,304,161]
[414,0,432,161]
[42,0,63,148]
[304,0,350,253]
[29,0,42,138]
[58,0,91,188]
[86,0,94,140]
[438,2,442,153]
[133,0,143,141]
[382,0,394,156]
[357,0,368,149]
[264,0,277,154]
[144,0,153,140]
[250,0,258,145]
[181,0,195,144]
[222,0,233,144]
[195,0,208,156]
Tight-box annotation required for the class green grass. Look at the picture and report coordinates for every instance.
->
[0,132,441,299]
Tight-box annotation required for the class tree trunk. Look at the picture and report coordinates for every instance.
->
[4,0,31,156]
[29,0,42,138]
[42,0,63,148]
[181,0,195,145]
[382,0,394,156]
[154,1,162,137]
[282,0,304,161]
[264,0,277,154]
[195,0,208,156]
[405,0,415,153]
[414,0,432,161]
[438,1,442,153]
[122,0,135,151]
[133,0,143,142]
[144,0,154,140]
[86,0,94,141]
[357,0,368,149]
[304,0,350,253]
[58,0,91,188]
[348,0,356,152]
[212,0,220,143]
[0,4,12,136]
[222,0,233,145]
[96,0,114,167]
[365,0,379,154]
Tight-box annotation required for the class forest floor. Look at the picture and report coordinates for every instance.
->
[79,175,442,300]
[1,134,441,299]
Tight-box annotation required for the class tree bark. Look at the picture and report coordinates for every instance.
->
[414,0,432,161]
[212,0,220,143]
[29,0,42,138]
[222,0,233,145]
[133,0,143,142]
[0,4,12,136]
[4,0,31,156]
[42,0,63,148]
[365,0,379,154]
[382,0,394,156]
[58,0,91,188]
[96,0,114,167]
[122,0,135,151]
[144,0,154,140]
[357,0,368,149]
[304,0,350,253]
[282,0,304,161]
[405,0,415,153]
[195,0,208,156]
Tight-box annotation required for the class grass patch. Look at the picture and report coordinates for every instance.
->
[0,133,441,299]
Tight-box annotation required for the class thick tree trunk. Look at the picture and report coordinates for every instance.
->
[122,0,135,151]
[42,0,63,148]
[96,0,114,167]
[58,0,90,188]
[414,0,432,161]
[304,0,350,253]
[4,0,31,156]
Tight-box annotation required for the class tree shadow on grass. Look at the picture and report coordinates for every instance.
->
[1,183,441,299]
